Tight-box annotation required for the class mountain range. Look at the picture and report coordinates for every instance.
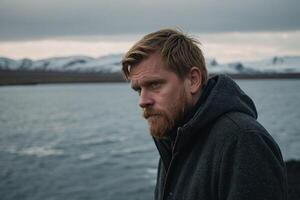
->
[1,54,300,74]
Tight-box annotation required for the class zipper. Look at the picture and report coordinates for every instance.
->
[161,127,183,200]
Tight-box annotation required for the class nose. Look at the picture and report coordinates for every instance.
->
[139,90,154,108]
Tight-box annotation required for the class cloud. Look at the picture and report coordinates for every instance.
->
[1,31,300,62]
[0,0,300,41]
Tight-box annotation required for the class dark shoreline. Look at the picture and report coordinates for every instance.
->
[0,70,126,86]
[286,160,300,200]
[1,70,300,86]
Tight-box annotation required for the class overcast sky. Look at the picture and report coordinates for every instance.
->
[0,0,299,61]
[0,0,300,41]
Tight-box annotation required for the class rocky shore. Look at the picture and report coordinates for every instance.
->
[286,160,300,200]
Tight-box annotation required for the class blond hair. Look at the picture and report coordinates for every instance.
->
[122,28,207,84]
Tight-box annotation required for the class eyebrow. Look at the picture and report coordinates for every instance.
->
[131,78,166,91]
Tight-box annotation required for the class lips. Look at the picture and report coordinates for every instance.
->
[145,114,160,119]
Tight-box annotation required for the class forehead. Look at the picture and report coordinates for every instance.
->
[129,53,174,84]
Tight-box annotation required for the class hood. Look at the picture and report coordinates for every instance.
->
[184,74,257,132]
[153,74,258,166]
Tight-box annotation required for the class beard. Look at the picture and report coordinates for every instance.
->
[143,88,191,139]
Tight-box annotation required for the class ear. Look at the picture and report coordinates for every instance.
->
[189,67,202,94]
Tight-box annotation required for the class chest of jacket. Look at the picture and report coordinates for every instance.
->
[155,127,224,200]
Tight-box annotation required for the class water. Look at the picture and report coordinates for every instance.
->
[0,80,299,200]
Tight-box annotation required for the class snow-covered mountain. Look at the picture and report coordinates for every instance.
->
[0,54,122,73]
[206,56,300,74]
[0,54,299,74]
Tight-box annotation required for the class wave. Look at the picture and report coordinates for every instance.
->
[110,145,153,157]
[79,152,96,160]
[1,145,64,157]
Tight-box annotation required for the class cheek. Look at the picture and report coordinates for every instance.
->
[155,91,177,109]
[157,87,186,110]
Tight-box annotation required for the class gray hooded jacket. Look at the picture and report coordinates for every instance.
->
[153,75,288,200]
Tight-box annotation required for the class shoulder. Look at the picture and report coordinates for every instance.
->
[212,114,288,200]
[210,111,269,140]
[209,112,283,162]
[212,112,265,133]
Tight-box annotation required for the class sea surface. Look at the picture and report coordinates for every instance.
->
[0,80,299,200]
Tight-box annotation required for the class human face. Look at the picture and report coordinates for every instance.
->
[130,53,193,139]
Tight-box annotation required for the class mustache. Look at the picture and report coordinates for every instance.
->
[143,109,164,119]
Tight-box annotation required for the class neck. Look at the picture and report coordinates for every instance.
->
[191,89,202,107]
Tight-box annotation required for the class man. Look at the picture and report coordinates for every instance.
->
[122,29,288,200]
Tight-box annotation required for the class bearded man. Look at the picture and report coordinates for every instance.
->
[122,29,288,200]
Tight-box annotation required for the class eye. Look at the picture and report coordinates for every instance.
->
[133,87,141,95]
[132,85,141,95]
[150,82,161,90]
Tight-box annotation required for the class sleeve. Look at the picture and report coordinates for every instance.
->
[217,130,288,200]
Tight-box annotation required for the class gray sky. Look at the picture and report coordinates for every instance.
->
[0,0,300,41]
